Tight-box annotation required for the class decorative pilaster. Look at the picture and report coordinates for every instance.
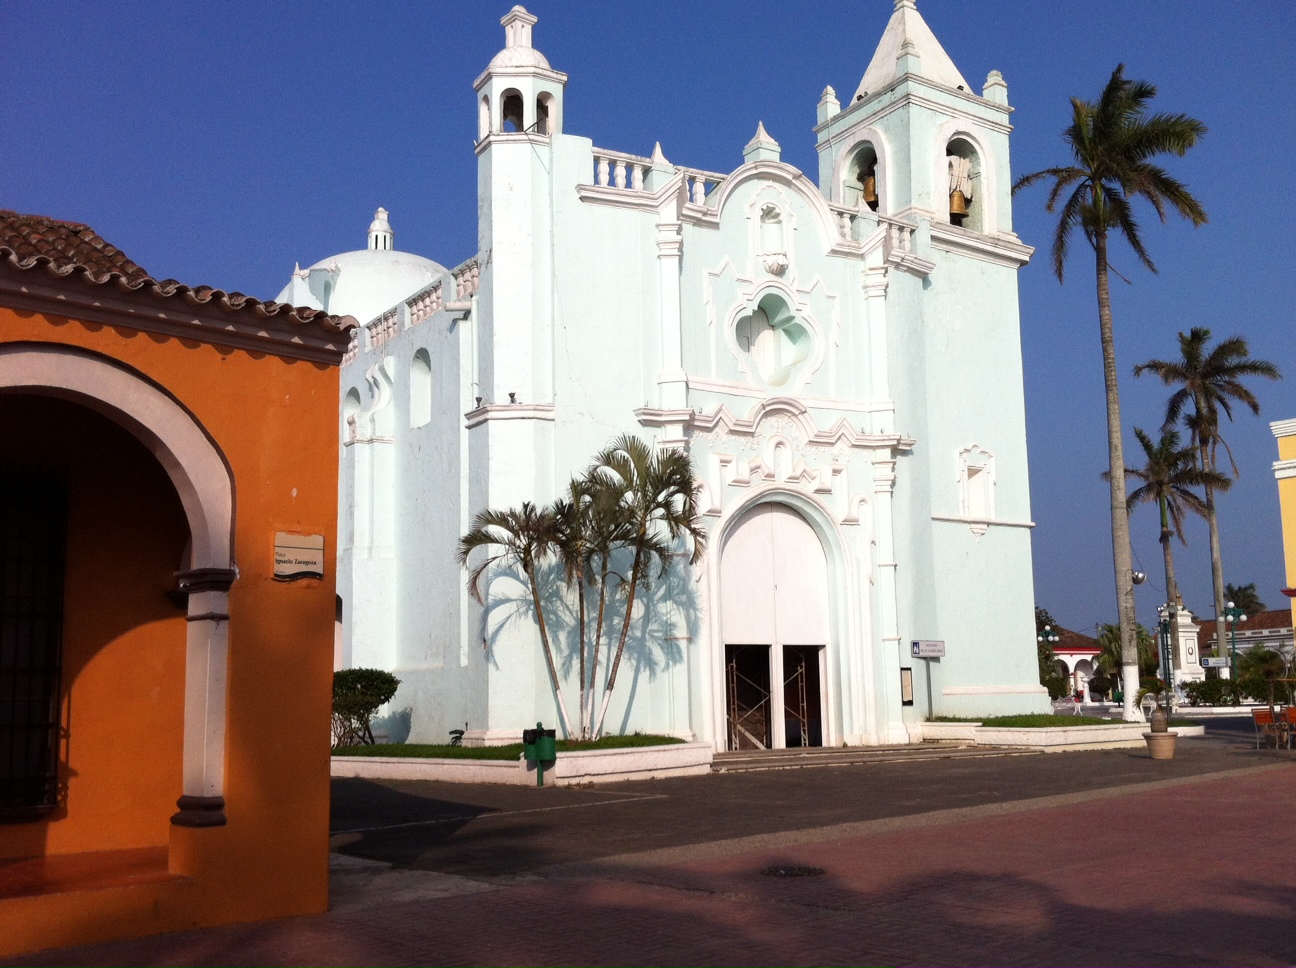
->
[655,218,688,411]
[863,266,893,434]
[172,567,237,827]
[872,458,908,743]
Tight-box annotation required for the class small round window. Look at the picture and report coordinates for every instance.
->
[735,294,812,387]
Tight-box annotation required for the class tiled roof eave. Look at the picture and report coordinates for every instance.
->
[1,248,356,364]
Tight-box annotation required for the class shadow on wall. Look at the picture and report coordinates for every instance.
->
[370,707,413,745]
[478,550,700,736]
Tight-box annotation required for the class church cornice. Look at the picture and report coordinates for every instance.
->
[816,80,1013,141]
[464,402,555,429]
[928,220,1034,268]
[636,398,915,453]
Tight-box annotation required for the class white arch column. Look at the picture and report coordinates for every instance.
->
[0,343,236,827]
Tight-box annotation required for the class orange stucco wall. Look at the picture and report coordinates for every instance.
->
[0,305,341,955]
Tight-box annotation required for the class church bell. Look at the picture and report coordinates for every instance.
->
[863,170,878,210]
[949,189,969,224]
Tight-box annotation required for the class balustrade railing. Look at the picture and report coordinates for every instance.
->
[453,259,480,299]
[368,308,399,350]
[341,329,360,365]
[678,166,726,206]
[408,283,443,325]
[592,148,651,193]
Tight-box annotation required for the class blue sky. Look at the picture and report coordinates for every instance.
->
[4,0,1293,634]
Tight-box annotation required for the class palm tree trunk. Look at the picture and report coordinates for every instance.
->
[576,569,588,739]
[588,556,611,738]
[1202,468,1228,674]
[526,567,574,738]
[593,539,645,739]
[1160,499,1181,698]
[1095,232,1142,721]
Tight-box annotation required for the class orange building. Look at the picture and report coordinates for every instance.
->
[0,211,353,956]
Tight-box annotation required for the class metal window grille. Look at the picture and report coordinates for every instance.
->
[0,464,68,819]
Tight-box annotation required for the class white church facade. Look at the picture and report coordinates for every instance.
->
[280,1,1050,750]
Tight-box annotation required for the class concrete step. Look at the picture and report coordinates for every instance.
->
[711,743,1041,773]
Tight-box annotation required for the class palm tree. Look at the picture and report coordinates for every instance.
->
[458,502,574,737]
[1114,427,1228,610]
[589,435,705,739]
[1135,327,1280,659]
[1013,65,1207,721]
[1224,582,1266,617]
[1096,622,1158,682]
[553,481,594,739]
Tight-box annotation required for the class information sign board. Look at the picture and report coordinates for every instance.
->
[911,640,946,658]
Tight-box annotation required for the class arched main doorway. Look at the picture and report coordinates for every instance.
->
[720,503,830,750]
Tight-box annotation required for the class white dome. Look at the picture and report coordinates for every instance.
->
[487,44,551,71]
[276,209,446,324]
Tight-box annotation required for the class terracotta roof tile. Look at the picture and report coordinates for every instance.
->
[1202,608,1294,646]
[0,209,355,349]
[0,210,151,285]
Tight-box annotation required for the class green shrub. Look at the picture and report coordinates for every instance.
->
[1041,671,1069,701]
[332,668,402,747]
[1181,677,1240,707]
[1088,674,1112,700]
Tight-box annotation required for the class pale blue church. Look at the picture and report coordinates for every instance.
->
[279,1,1049,750]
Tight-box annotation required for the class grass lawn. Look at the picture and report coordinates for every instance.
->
[333,733,685,759]
[932,714,1114,727]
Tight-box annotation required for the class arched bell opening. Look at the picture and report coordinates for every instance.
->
[500,89,525,133]
[842,143,880,212]
[946,137,982,231]
[535,92,554,135]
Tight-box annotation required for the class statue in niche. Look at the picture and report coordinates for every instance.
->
[948,155,974,226]
[759,204,789,275]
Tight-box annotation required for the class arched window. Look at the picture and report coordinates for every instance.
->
[343,387,362,441]
[479,95,490,141]
[409,349,432,429]
[946,137,982,231]
[536,92,554,135]
[501,90,524,133]
[842,143,879,212]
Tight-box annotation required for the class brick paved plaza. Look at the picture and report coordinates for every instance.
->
[9,724,1296,967]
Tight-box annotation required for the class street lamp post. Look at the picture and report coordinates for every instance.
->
[1038,624,1061,696]
[1223,600,1247,681]
[1157,604,1177,712]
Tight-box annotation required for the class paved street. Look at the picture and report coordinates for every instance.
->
[9,719,1296,966]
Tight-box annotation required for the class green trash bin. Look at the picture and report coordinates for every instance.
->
[522,723,557,786]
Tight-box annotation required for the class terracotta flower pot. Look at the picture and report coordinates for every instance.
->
[1143,730,1178,760]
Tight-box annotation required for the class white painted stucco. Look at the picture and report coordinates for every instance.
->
[293,2,1050,750]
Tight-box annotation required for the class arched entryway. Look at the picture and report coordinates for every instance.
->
[0,343,235,828]
[720,503,830,750]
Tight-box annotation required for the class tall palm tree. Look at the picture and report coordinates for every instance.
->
[1224,582,1266,617]
[1116,427,1228,610]
[458,502,574,737]
[589,435,705,739]
[1013,65,1207,721]
[1135,327,1280,660]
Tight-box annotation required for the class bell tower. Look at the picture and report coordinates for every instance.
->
[471,5,568,513]
[814,0,1013,236]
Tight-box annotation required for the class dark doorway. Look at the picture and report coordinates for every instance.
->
[783,646,823,748]
[725,644,771,751]
[0,464,68,819]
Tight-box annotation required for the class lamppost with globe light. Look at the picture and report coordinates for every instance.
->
[1223,600,1247,680]
[1038,624,1062,695]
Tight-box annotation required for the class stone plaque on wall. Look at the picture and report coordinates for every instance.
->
[274,532,325,581]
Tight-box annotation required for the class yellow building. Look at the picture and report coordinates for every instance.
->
[1274,418,1296,624]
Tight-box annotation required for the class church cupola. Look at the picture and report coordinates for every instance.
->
[474,6,568,141]
[368,207,394,251]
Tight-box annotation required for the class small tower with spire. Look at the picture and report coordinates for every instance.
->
[368,207,394,251]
